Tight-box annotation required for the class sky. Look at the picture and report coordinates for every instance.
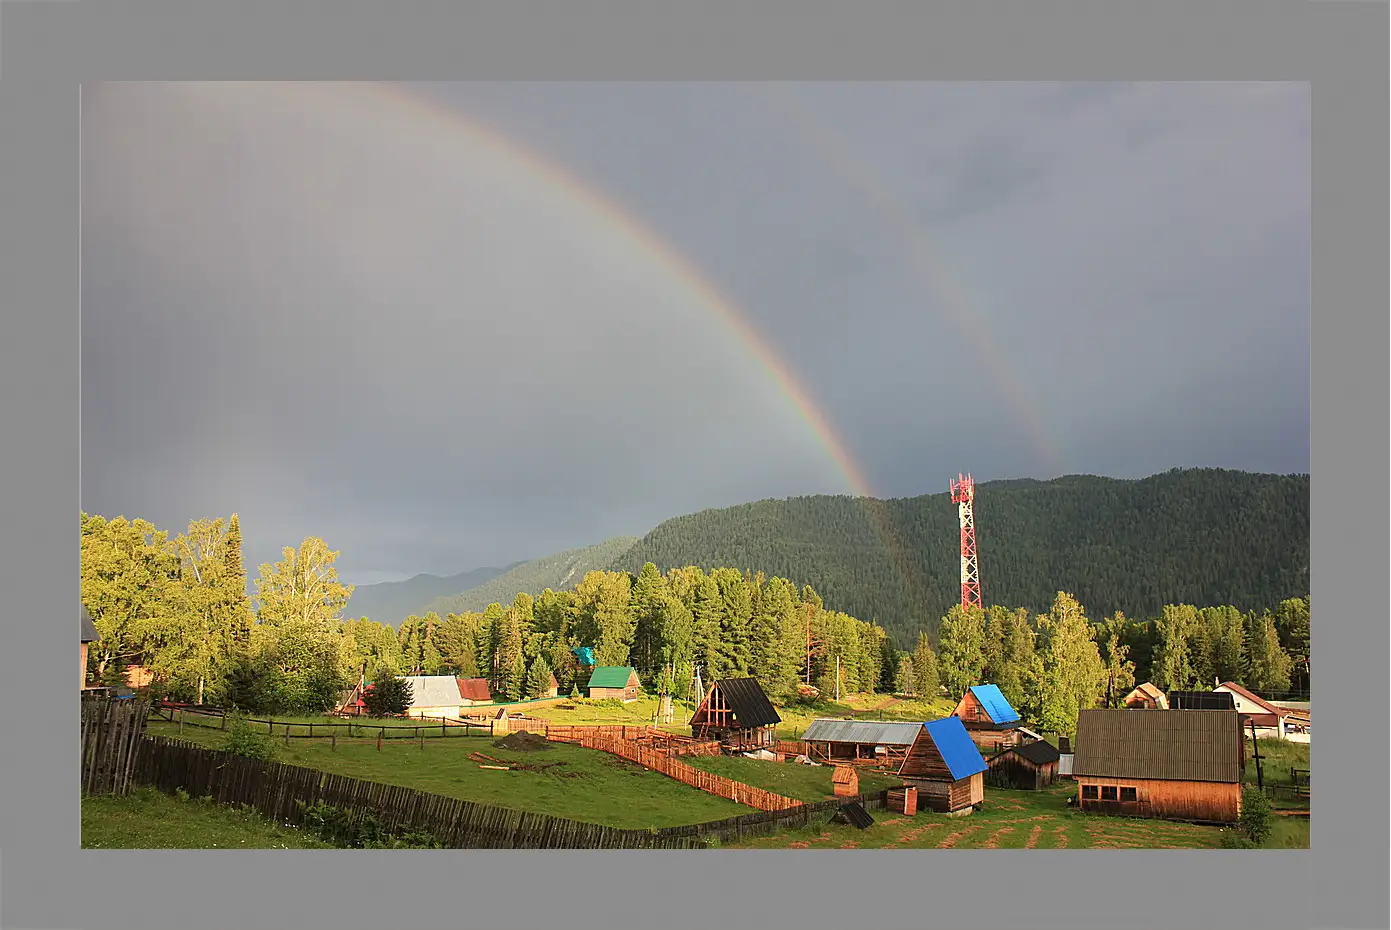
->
[81,82,1310,586]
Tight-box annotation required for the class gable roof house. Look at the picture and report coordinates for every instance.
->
[689,677,781,750]
[798,719,922,766]
[897,717,989,815]
[1072,708,1245,823]
[951,684,1024,752]
[400,675,484,719]
[80,605,100,690]
[985,737,1063,791]
[586,666,642,702]
[1122,682,1169,710]
[1214,681,1293,739]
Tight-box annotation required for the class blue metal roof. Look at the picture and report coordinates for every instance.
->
[969,684,1020,724]
[924,717,988,780]
[571,646,595,667]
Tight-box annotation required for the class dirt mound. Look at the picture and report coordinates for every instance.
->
[493,730,553,752]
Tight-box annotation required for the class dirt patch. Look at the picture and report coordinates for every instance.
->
[1024,825,1043,848]
[936,825,982,849]
[839,842,861,849]
[981,826,1016,849]
[493,731,553,752]
[788,841,811,848]
[1052,826,1069,849]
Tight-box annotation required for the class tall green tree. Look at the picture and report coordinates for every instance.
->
[525,654,555,699]
[1200,605,1246,686]
[1035,592,1106,734]
[568,571,635,667]
[936,605,987,699]
[1097,612,1137,708]
[253,537,353,629]
[996,607,1041,717]
[1273,596,1309,693]
[1153,603,1200,690]
[1244,610,1293,693]
[911,631,941,698]
[630,562,669,676]
[895,655,916,695]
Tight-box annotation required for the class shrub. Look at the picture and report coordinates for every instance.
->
[296,801,441,848]
[221,713,279,762]
[1220,830,1256,849]
[1238,786,1274,846]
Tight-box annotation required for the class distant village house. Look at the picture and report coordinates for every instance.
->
[951,684,1023,753]
[586,666,642,702]
[689,677,781,750]
[1121,682,1168,710]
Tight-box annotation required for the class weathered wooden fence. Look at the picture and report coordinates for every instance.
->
[152,703,491,739]
[653,791,892,845]
[133,736,704,849]
[575,735,802,811]
[81,695,151,796]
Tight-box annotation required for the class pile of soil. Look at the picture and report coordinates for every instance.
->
[493,730,553,752]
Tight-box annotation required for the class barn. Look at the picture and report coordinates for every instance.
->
[951,684,1024,752]
[586,666,642,702]
[400,675,489,719]
[689,677,781,750]
[1072,708,1244,824]
[897,717,988,815]
[1215,681,1293,740]
[798,719,922,766]
[985,738,1062,790]
[1122,682,1168,710]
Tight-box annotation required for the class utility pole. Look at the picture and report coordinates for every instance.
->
[835,655,841,702]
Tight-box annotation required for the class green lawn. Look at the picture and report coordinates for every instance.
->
[82,787,329,849]
[726,782,1307,849]
[146,720,751,829]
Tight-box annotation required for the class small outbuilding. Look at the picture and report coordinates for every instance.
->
[951,684,1024,752]
[897,717,988,815]
[1122,682,1169,710]
[985,738,1062,790]
[586,666,642,702]
[689,677,781,750]
[831,765,859,797]
[1072,708,1244,824]
[80,604,100,690]
[798,719,922,766]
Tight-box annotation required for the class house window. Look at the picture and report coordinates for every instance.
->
[1119,787,1138,802]
[1081,785,1099,800]
[1100,786,1118,801]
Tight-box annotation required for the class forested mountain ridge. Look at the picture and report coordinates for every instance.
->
[343,564,520,625]
[425,536,641,616]
[603,468,1309,646]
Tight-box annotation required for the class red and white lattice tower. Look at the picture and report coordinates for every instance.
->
[950,473,982,610]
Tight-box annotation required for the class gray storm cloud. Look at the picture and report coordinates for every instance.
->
[81,82,1309,582]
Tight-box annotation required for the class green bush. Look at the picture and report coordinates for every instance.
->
[221,713,279,762]
[1220,830,1256,849]
[1238,786,1274,846]
[296,801,441,848]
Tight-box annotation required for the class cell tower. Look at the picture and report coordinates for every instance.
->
[950,473,982,610]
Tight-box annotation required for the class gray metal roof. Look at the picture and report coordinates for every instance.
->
[401,676,465,708]
[800,718,924,746]
[80,604,99,643]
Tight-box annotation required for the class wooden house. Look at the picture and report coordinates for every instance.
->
[896,717,988,815]
[689,677,781,750]
[539,672,560,699]
[831,765,859,797]
[798,719,921,766]
[586,666,642,702]
[1072,708,1244,824]
[1214,682,1292,739]
[80,605,99,690]
[985,738,1061,790]
[1122,682,1168,710]
[951,684,1024,752]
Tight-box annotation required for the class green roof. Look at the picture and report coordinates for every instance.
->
[587,666,637,689]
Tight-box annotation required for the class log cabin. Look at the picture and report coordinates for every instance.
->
[985,738,1061,790]
[951,684,1024,752]
[586,666,642,702]
[1072,708,1244,824]
[896,717,988,815]
[688,677,781,750]
[798,719,921,766]
[1121,682,1169,710]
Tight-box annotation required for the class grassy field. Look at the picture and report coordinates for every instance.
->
[726,782,1309,849]
[683,755,902,803]
[145,719,750,829]
[82,787,329,849]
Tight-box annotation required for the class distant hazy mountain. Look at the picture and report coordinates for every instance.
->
[424,536,642,615]
[344,564,521,625]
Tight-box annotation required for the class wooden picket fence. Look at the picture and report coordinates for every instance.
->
[132,736,704,849]
[81,694,151,796]
[576,735,802,811]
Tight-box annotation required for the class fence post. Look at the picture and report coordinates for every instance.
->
[378,729,383,752]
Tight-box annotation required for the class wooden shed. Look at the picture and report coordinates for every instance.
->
[1072,708,1244,824]
[831,765,859,797]
[586,666,642,702]
[897,717,988,815]
[798,718,921,766]
[689,677,781,750]
[80,604,99,690]
[985,738,1061,790]
[1122,682,1169,710]
[951,684,1024,752]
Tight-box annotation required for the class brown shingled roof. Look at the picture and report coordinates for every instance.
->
[1073,708,1242,784]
